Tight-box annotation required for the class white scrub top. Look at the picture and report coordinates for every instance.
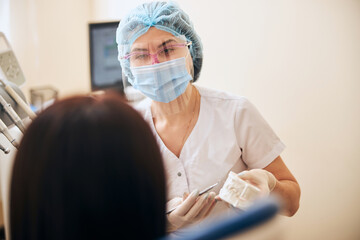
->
[135,85,285,218]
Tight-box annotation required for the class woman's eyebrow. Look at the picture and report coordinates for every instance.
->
[131,47,148,52]
[131,39,177,52]
[157,39,176,48]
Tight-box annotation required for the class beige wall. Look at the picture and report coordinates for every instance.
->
[8,0,91,100]
[191,1,360,239]
[200,1,360,239]
[0,201,3,227]
[2,0,360,239]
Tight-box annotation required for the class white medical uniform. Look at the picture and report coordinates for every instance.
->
[135,85,285,218]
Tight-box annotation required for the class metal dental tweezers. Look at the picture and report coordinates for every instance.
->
[166,182,219,214]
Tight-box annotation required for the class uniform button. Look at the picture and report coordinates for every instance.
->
[177,172,182,177]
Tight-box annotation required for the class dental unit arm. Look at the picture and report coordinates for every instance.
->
[0,31,35,240]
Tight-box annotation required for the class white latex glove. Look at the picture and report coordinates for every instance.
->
[166,189,216,232]
[238,169,277,196]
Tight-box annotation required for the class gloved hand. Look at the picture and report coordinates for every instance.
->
[166,189,216,232]
[238,169,277,196]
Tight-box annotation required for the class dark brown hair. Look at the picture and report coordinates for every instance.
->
[10,93,166,239]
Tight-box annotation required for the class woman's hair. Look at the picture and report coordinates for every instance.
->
[10,93,166,239]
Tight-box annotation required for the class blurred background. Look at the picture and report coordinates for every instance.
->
[0,0,359,239]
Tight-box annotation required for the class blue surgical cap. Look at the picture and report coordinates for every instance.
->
[116,1,203,82]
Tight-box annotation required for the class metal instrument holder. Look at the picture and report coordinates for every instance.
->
[0,81,28,128]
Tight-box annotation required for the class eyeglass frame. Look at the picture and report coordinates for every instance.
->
[120,41,192,63]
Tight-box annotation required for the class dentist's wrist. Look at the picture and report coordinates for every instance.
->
[266,171,277,192]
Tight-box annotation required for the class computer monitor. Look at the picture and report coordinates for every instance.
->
[89,21,123,92]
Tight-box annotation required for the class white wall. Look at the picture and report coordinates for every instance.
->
[90,0,153,21]
[7,0,91,100]
[0,0,10,38]
[2,0,360,239]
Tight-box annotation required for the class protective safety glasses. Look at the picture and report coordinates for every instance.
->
[121,35,192,67]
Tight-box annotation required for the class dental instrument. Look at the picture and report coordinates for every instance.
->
[0,142,10,154]
[166,182,219,214]
[0,95,26,133]
[0,79,36,120]
[0,117,19,148]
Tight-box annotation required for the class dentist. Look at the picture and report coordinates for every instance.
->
[116,1,300,232]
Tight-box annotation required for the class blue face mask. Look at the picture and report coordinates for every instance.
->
[129,57,193,103]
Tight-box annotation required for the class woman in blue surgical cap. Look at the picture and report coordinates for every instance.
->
[117,1,300,232]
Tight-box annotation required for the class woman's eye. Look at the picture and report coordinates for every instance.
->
[160,48,175,55]
[135,54,148,60]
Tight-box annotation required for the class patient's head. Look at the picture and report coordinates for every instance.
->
[10,93,166,239]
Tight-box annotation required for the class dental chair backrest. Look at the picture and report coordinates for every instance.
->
[161,197,281,240]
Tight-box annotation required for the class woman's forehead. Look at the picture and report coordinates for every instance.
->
[132,27,177,48]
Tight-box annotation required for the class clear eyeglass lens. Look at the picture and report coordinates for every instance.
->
[129,43,189,66]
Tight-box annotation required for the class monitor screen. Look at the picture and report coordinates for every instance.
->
[89,21,123,92]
